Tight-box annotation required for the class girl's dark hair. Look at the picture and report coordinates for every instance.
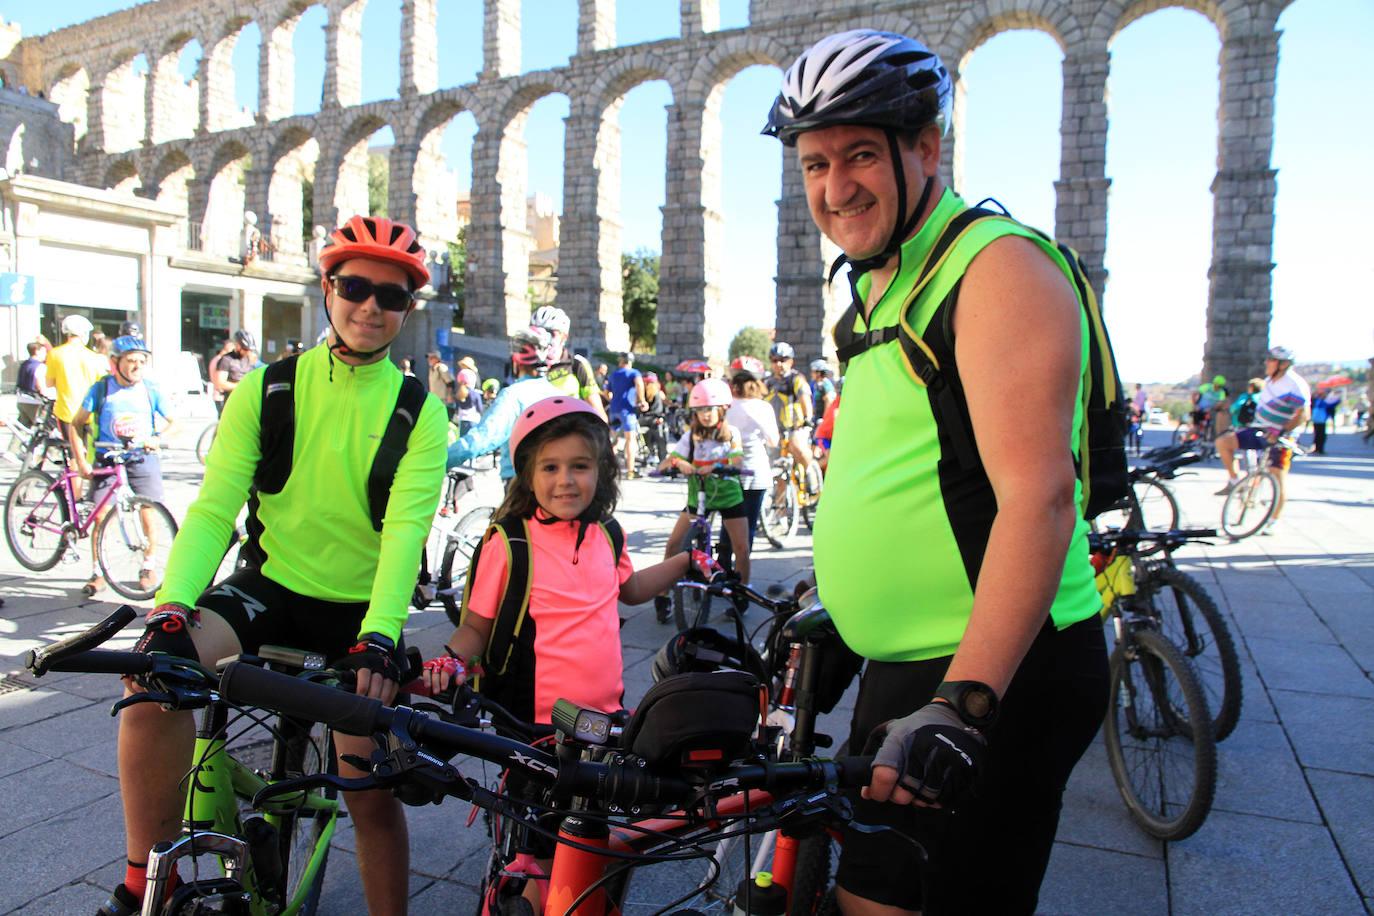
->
[691,407,732,443]
[495,412,620,521]
[730,375,767,400]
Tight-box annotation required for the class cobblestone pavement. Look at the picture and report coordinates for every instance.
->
[0,416,1369,915]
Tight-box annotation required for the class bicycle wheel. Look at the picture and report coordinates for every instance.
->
[1220,471,1277,540]
[1142,566,1242,741]
[790,830,842,916]
[760,476,798,547]
[96,497,178,600]
[1103,627,1216,841]
[1171,422,1188,447]
[439,506,496,628]
[196,422,217,465]
[694,830,772,914]
[4,470,69,571]
[272,719,336,915]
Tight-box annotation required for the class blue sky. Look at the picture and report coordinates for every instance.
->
[3,0,1370,382]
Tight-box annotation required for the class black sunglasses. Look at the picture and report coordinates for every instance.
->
[330,275,414,312]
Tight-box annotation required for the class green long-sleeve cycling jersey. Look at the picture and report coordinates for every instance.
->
[155,345,448,643]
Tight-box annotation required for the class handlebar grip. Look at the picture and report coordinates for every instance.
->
[1177,528,1218,538]
[40,649,155,676]
[836,755,875,789]
[27,605,139,676]
[220,661,382,736]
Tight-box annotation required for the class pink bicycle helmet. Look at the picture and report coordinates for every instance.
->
[509,396,606,465]
[689,378,733,408]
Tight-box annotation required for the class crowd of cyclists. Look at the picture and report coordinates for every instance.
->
[3,27,1362,916]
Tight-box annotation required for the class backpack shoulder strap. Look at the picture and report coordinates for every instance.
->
[254,356,298,494]
[601,517,626,564]
[366,373,428,532]
[466,516,532,680]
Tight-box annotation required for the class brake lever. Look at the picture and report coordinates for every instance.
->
[111,689,212,714]
[252,772,376,807]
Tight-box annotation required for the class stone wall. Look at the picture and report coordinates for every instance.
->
[0,89,73,181]
[3,0,1285,381]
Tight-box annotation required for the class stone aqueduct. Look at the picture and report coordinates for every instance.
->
[7,0,1283,379]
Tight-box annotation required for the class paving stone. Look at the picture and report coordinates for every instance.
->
[1307,768,1374,899]
[1235,652,1279,723]
[0,757,119,840]
[1038,842,1167,915]
[0,735,49,778]
[1248,637,1374,699]
[0,791,125,909]
[1315,601,1374,676]
[1228,597,1337,644]
[1269,692,1368,780]
[1169,809,1363,916]
[1212,718,1320,823]
[0,682,88,731]
[9,880,109,914]
[409,875,480,910]
[2,693,119,758]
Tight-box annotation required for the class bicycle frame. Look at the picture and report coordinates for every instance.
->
[22,461,128,543]
[144,699,340,916]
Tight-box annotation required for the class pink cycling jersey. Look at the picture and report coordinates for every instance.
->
[466,510,633,723]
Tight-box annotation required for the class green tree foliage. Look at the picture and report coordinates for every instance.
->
[368,153,389,218]
[446,225,467,324]
[622,249,659,352]
[729,327,772,363]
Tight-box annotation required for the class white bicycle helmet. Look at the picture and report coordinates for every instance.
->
[61,314,93,339]
[530,306,571,337]
[1267,346,1294,362]
[770,341,795,361]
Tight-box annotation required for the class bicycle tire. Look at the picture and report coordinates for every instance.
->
[1143,566,1242,741]
[1103,627,1216,841]
[439,506,497,628]
[760,475,798,547]
[3,470,69,571]
[96,497,178,600]
[196,422,217,465]
[273,719,336,915]
[1220,471,1277,540]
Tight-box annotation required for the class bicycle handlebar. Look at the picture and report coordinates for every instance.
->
[25,605,138,676]
[220,661,872,809]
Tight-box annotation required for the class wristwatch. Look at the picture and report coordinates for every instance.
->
[933,680,1000,730]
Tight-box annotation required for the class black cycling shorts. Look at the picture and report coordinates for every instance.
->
[683,501,749,521]
[835,615,1108,915]
[194,567,378,662]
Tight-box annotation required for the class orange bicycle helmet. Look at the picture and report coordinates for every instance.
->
[318,215,430,290]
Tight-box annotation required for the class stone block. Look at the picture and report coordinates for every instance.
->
[1038,842,1167,915]
[1270,690,1374,776]
[1168,809,1361,916]
[2,694,118,759]
[1212,717,1320,822]
[1247,636,1374,699]
[0,791,125,909]
[1307,769,1374,899]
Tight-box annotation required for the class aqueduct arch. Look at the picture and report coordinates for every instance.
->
[7,0,1289,380]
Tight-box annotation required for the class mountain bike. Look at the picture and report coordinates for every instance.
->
[1220,435,1305,540]
[1094,443,1201,533]
[4,442,178,599]
[1171,412,1217,461]
[24,606,343,916]
[760,449,818,548]
[217,653,874,916]
[652,466,749,631]
[1089,532,1217,840]
[4,394,66,473]
[1091,527,1240,741]
[417,465,497,628]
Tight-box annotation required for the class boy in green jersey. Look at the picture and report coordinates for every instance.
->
[104,216,447,916]
[763,30,1107,915]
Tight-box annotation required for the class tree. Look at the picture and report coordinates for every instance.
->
[729,327,772,363]
[367,153,389,218]
[622,249,659,352]
[446,225,467,324]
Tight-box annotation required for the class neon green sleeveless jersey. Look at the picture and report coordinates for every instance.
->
[813,190,1100,662]
[155,345,448,643]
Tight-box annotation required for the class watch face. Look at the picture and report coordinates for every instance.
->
[964,687,994,721]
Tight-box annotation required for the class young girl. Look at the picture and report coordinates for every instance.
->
[726,356,779,550]
[423,395,701,721]
[659,377,751,588]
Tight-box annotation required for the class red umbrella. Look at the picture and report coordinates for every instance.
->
[1318,375,1354,389]
[675,358,712,376]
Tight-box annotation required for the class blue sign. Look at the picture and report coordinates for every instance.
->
[0,273,35,306]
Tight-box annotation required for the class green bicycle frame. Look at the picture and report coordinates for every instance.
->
[177,706,340,915]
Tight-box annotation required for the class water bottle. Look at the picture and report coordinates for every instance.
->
[731,871,787,916]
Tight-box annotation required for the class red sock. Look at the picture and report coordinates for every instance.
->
[124,860,179,901]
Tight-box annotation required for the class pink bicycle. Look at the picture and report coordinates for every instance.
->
[3,443,177,599]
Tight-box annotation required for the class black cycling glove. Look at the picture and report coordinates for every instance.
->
[133,602,200,663]
[867,701,987,807]
[334,633,402,685]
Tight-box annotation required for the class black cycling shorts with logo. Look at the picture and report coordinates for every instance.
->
[836,615,1108,915]
[194,567,382,663]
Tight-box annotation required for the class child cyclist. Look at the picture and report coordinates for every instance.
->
[658,377,750,592]
[423,395,712,716]
[422,395,714,911]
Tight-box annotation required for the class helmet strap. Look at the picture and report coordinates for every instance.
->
[323,299,409,365]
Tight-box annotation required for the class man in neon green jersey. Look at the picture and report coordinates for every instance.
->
[764,30,1107,915]
[103,216,447,916]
